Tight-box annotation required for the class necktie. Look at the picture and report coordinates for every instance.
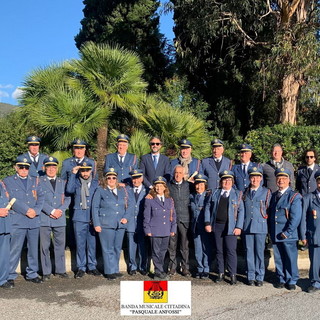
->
[308,168,313,179]
[76,159,81,165]
[134,188,139,202]
[32,156,38,167]
[215,159,221,170]
[276,191,282,203]
[50,178,56,190]
[222,191,228,198]
[119,156,124,164]
[161,197,164,205]
[153,155,158,169]
[251,190,256,199]
[242,164,246,174]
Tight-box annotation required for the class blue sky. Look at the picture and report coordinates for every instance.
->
[0,1,174,105]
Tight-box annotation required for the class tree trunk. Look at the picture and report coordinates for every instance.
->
[280,73,301,124]
[96,123,108,177]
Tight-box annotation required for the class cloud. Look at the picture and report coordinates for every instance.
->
[12,87,24,100]
[0,90,10,98]
[0,84,13,89]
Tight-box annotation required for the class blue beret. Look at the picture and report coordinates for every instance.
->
[129,169,143,178]
[43,156,59,166]
[238,143,253,152]
[219,170,234,179]
[72,139,88,147]
[26,136,41,144]
[153,176,167,184]
[211,139,224,147]
[179,139,193,148]
[104,167,118,176]
[248,167,263,176]
[117,134,130,143]
[274,168,291,178]
[16,155,31,166]
[194,174,208,183]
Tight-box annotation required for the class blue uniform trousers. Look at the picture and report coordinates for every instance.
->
[214,223,238,275]
[193,230,211,273]
[9,227,40,280]
[99,228,125,275]
[126,231,147,272]
[73,221,97,271]
[150,236,170,274]
[0,233,10,285]
[244,233,266,281]
[40,226,66,275]
[272,241,299,285]
[308,245,320,289]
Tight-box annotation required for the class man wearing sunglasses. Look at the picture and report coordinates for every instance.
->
[20,136,47,178]
[297,149,320,196]
[66,160,100,279]
[140,136,171,189]
[3,155,45,285]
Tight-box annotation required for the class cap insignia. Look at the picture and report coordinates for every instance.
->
[280,168,285,172]
[23,158,28,163]
[49,157,53,161]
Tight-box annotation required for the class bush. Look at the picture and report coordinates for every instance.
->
[245,124,320,169]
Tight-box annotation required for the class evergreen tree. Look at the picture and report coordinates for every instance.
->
[75,0,174,91]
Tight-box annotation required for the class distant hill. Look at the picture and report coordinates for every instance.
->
[0,102,18,117]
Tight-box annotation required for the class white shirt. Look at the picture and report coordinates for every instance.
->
[157,195,165,203]
[134,185,143,194]
[108,186,117,195]
[221,189,231,197]
[308,164,315,170]
[28,151,39,162]
[118,153,127,162]
[278,186,289,195]
[214,156,223,162]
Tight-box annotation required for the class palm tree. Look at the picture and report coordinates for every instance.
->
[65,42,147,172]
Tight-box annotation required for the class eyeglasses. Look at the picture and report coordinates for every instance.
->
[107,177,117,180]
[306,156,315,159]
[18,165,30,170]
[150,142,161,146]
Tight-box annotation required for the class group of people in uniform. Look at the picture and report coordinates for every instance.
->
[0,135,319,294]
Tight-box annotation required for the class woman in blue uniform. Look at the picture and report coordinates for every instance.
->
[190,174,212,279]
[92,167,133,280]
[144,176,177,280]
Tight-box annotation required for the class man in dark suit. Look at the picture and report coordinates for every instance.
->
[20,136,47,177]
[140,136,171,189]
[202,139,232,190]
[297,149,320,196]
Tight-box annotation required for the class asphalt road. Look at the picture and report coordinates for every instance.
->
[1,270,320,320]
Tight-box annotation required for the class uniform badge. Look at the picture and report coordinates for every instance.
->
[242,144,246,148]
[280,168,285,172]
[183,139,187,143]
[134,170,138,174]
[23,158,28,163]
[77,139,81,144]
[158,176,163,180]
[110,168,115,172]
[49,157,53,161]
[253,167,257,171]
[223,170,228,174]
[83,162,87,166]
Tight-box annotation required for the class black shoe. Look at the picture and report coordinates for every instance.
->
[230,275,237,285]
[274,282,285,289]
[139,270,147,276]
[167,269,176,276]
[7,280,14,287]
[75,270,85,279]
[105,274,117,280]
[194,272,201,279]
[0,282,14,289]
[42,274,51,281]
[201,272,209,279]
[215,273,225,283]
[87,269,102,276]
[247,280,255,286]
[256,281,263,287]
[128,270,137,276]
[181,268,191,277]
[114,273,123,278]
[154,273,169,280]
[307,286,320,293]
[56,273,69,278]
[26,277,43,284]
[286,284,296,291]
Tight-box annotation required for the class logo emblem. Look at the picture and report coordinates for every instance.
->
[110,168,115,172]
[280,168,285,172]
[223,170,228,174]
[32,136,36,141]
[23,158,28,163]
[253,167,257,171]
[77,139,81,144]
[134,170,138,174]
